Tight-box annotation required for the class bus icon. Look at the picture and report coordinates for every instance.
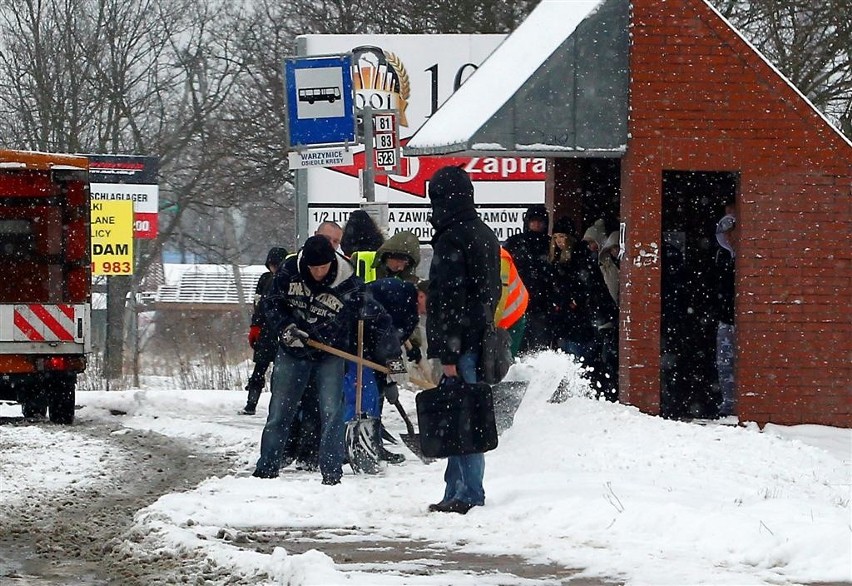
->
[298,87,341,104]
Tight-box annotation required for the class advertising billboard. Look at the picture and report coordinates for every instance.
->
[88,155,159,239]
[296,35,547,243]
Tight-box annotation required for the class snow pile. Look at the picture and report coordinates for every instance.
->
[69,351,851,584]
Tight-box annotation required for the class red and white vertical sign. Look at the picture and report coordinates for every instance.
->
[88,155,159,239]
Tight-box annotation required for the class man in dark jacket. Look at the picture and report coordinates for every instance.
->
[425,165,501,515]
[241,247,288,415]
[504,204,554,352]
[252,236,365,485]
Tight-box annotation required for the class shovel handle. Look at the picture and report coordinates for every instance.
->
[306,339,433,389]
[391,398,416,436]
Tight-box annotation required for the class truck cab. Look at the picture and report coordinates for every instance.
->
[0,150,91,424]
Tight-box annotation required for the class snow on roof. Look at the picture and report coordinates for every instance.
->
[406,0,604,153]
[155,264,267,305]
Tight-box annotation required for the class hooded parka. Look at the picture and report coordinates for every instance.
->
[426,167,501,366]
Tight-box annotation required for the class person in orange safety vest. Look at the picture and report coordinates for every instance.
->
[495,247,529,358]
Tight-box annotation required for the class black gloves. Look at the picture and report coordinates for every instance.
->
[280,324,309,347]
[406,345,422,364]
[386,357,409,384]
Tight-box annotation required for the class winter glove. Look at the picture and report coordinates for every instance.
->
[383,382,400,404]
[386,357,409,385]
[248,325,261,349]
[280,324,309,348]
[405,345,422,364]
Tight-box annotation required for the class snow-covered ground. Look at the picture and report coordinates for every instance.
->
[1,351,849,585]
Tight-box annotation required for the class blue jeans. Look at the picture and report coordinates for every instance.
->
[254,351,345,481]
[716,322,736,416]
[442,352,486,506]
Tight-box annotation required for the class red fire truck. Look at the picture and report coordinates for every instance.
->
[0,149,91,424]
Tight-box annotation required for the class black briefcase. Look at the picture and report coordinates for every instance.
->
[415,377,499,458]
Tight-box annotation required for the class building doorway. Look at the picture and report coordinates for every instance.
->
[551,158,621,238]
[661,171,738,419]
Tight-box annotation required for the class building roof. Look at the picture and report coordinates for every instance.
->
[406,0,851,157]
[404,0,628,157]
[153,264,266,305]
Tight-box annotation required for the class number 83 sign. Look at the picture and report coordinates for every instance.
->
[372,111,400,175]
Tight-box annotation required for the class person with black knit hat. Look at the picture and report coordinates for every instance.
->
[240,246,288,415]
[504,203,555,352]
[425,165,501,515]
[252,235,366,485]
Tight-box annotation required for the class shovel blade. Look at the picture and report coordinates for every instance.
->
[345,416,383,474]
[400,433,434,464]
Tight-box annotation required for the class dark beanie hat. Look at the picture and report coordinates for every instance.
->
[525,204,548,221]
[301,235,336,266]
[552,216,575,236]
[428,165,473,203]
[265,246,288,269]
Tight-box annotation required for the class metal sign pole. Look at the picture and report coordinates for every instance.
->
[361,106,376,204]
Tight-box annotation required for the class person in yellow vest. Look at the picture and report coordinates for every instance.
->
[350,230,420,284]
[350,229,424,365]
[496,247,529,358]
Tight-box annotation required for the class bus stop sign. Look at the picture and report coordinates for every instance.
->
[285,54,356,148]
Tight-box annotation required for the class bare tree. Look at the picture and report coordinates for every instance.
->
[0,0,246,376]
[713,0,851,137]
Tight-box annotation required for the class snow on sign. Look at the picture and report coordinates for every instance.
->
[296,35,547,243]
[285,54,356,148]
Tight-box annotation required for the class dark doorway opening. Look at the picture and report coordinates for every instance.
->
[551,158,621,239]
[661,171,738,419]
[550,157,622,400]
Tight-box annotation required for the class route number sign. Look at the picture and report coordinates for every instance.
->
[372,112,400,175]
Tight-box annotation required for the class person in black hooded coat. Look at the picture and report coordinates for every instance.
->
[425,165,500,515]
[241,246,288,415]
[504,204,555,352]
[341,209,385,257]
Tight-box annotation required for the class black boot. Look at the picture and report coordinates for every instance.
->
[240,382,262,415]
[379,446,406,464]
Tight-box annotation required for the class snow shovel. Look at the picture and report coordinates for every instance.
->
[389,397,433,464]
[343,319,382,475]
[306,339,433,389]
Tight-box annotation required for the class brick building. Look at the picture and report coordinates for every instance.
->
[407,0,851,427]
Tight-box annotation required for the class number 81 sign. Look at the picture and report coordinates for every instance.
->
[372,111,400,175]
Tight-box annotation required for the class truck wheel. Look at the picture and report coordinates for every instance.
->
[21,394,47,418]
[48,376,76,425]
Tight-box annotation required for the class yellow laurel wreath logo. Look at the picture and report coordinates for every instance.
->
[385,50,410,127]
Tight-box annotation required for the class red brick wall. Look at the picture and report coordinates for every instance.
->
[623,0,852,426]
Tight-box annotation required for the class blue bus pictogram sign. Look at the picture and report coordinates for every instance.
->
[285,55,356,148]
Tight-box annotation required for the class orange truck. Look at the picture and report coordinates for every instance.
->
[0,149,91,424]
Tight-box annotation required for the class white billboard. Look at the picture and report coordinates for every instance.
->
[296,35,546,243]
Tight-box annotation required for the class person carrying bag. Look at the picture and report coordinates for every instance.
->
[422,165,502,515]
[416,376,498,459]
